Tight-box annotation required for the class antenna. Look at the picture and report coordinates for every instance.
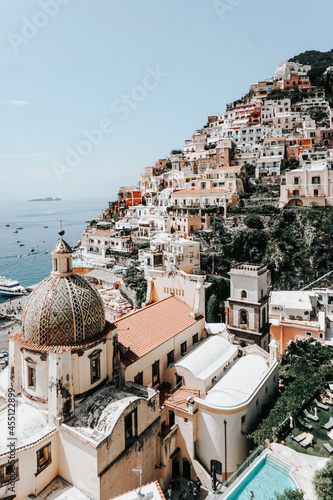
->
[58,218,65,239]
[132,466,143,495]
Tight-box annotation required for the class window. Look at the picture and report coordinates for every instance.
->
[124,409,137,447]
[262,308,266,327]
[314,189,319,197]
[89,350,101,384]
[241,415,247,426]
[265,386,268,394]
[181,341,187,356]
[305,331,312,337]
[192,333,198,345]
[169,410,175,427]
[319,333,324,339]
[241,290,247,299]
[36,443,52,474]
[0,459,19,486]
[28,365,35,389]
[152,360,160,385]
[240,310,248,326]
[256,398,259,407]
[294,177,299,185]
[312,176,320,185]
[167,350,174,367]
[134,372,143,385]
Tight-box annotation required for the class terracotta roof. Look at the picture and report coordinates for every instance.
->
[214,165,243,171]
[164,386,205,415]
[89,230,116,237]
[115,296,200,365]
[10,322,114,353]
[172,188,228,195]
[0,429,57,459]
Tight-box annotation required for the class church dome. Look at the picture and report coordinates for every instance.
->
[22,232,105,346]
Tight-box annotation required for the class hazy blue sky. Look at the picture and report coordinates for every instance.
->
[0,0,332,203]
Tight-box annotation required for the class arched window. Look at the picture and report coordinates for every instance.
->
[262,308,266,326]
[261,288,264,299]
[241,290,247,299]
[240,310,248,326]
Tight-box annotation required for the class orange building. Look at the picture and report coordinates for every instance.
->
[269,291,326,355]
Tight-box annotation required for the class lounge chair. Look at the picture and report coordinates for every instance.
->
[300,433,313,448]
[314,398,329,410]
[297,416,313,430]
[304,409,319,422]
[291,432,307,443]
[323,417,333,430]
[323,443,333,454]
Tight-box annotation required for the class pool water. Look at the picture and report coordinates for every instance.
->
[227,456,298,500]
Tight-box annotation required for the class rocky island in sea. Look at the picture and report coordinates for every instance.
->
[28,197,62,202]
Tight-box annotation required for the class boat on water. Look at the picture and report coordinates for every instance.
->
[44,226,48,228]
[13,230,18,233]
[5,224,9,227]
[0,277,27,297]
[17,240,21,243]
[20,244,25,246]
[31,248,35,252]
[16,227,23,230]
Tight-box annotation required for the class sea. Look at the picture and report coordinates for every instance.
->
[0,199,108,305]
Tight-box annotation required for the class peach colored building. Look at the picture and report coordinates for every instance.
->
[269,291,326,355]
[280,162,333,207]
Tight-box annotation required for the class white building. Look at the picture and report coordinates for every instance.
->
[165,336,279,484]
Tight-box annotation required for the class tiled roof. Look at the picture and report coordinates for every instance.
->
[172,188,228,195]
[164,386,205,415]
[90,230,116,237]
[52,238,73,254]
[214,165,243,171]
[115,296,200,365]
[0,429,57,459]
[11,322,114,353]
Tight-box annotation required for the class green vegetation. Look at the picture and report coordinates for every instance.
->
[266,88,308,105]
[289,49,333,70]
[243,214,264,229]
[199,208,333,290]
[308,107,328,123]
[314,457,333,499]
[244,162,256,177]
[249,340,333,446]
[275,489,304,500]
[123,265,147,306]
[204,276,229,322]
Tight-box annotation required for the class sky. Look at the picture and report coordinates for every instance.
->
[0,0,333,203]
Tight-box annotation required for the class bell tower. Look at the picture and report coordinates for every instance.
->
[225,263,270,350]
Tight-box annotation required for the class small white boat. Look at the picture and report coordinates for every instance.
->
[13,230,18,233]
[0,277,26,297]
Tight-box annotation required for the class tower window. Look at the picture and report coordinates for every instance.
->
[241,290,247,299]
[124,409,137,448]
[89,350,102,384]
[28,366,35,389]
[36,443,52,474]
[0,459,19,486]
[240,310,248,326]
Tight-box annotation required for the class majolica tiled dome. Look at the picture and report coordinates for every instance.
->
[22,233,105,346]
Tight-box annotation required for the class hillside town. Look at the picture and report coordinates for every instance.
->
[2,55,333,499]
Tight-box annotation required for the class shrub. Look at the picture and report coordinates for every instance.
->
[243,214,264,229]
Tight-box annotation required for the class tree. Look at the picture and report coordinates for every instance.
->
[244,162,256,177]
[206,294,219,323]
[308,107,328,123]
[243,214,264,230]
[314,457,333,499]
[276,489,304,500]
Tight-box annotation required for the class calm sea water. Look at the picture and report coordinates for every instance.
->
[0,199,108,303]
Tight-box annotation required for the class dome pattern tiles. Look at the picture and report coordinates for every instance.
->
[22,273,105,346]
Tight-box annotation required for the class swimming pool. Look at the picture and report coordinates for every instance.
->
[226,455,298,499]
